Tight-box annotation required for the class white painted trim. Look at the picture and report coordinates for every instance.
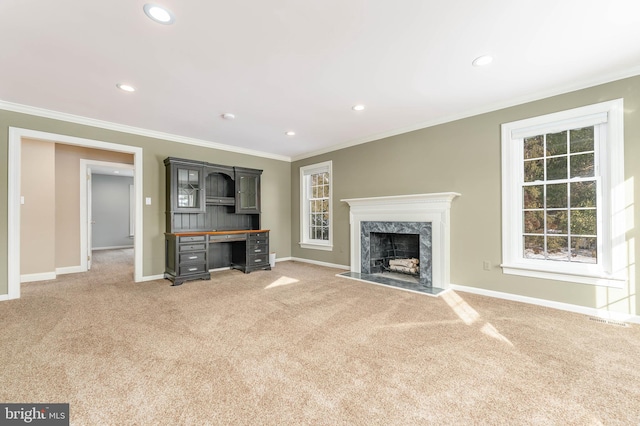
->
[449,283,640,325]
[0,100,291,162]
[298,242,333,251]
[6,127,144,300]
[55,266,85,275]
[140,274,165,282]
[341,193,460,289]
[20,272,57,283]
[289,257,350,270]
[80,159,135,271]
[500,99,626,287]
[92,245,135,251]
[7,128,22,300]
[300,161,333,251]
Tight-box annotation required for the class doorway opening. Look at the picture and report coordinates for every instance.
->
[7,127,143,300]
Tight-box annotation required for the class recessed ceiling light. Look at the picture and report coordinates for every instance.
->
[116,83,136,92]
[143,4,175,25]
[472,55,493,67]
[352,104,365,111]
[285,131,296,136]
[221,113,236,120]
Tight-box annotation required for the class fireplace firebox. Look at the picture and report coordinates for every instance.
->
[369,232,420,277]
[361,221,432,287]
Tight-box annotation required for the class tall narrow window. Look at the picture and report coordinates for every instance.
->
[300,161,332,251]
[501,100,626,287]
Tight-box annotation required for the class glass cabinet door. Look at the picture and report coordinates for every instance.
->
[238,175,257,210]
[175,166,204,211]
[235,169,261,214]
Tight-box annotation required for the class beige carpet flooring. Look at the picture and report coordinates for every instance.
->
[2,249,640,425]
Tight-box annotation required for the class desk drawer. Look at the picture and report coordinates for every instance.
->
[249,232,268,241]
[179,235,206,243]
[248,254,268,265]
[178,263,207,276]
[210,233,246,243]
[179,252,206,264]
[179,243,206,252]
[248,244,268,255]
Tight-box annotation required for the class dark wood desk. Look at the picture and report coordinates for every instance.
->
[165,229,270,286]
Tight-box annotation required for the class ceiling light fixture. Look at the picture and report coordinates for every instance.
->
[472,55,493,67]
[143,4,175,25]
[221,113,236,120]
[285,131,296,136]
[352,104,365,111]
[116,83,136,92]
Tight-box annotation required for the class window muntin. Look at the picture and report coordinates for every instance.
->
[300,161,332,250]
[308,171,330,241]
[501,99,626,287]
[521,127,598,264]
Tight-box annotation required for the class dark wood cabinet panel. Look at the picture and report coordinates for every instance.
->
[164,234,210,286]
[164,157,269,285]
[231,231,271,273]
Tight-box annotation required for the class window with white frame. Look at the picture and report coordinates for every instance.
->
[300,161,332,251]
[501,99,626,287]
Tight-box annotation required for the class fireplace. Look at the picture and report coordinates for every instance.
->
[340,193,460,296]
[361,221,431,287]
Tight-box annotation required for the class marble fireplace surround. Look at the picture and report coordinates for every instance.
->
[341,193,460,291]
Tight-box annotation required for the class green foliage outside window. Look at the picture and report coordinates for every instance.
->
[522,127,597,263]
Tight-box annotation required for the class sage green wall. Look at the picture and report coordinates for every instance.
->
[0,110,291,295]
[292,75,640,316]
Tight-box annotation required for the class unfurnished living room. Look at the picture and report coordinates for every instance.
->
[1,1,640,425]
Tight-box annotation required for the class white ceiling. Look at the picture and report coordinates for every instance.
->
[2,1,640,161]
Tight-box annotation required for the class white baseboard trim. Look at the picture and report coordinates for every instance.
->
[20,272,57,283]
[0,293,18,301]
[450,283,640,325]
[289,257,350,270]
[92,245,134,251]
[56,265,85,275]
[140,274,165,282]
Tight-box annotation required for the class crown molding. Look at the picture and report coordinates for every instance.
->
[291,66,640,162]
[0,100,291,163]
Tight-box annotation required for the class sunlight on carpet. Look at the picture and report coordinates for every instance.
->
[264,276,300,289]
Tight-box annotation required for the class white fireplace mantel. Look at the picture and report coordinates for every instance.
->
[341,192,460,289]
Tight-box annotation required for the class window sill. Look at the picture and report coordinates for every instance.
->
[501,263,626,288]
[299,242,333,251]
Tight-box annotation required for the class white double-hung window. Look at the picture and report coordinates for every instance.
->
[300,161,332,251]
[501,99,626,287]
